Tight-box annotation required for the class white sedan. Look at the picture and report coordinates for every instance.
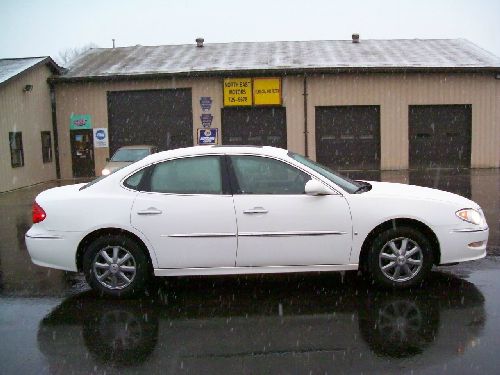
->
[26,146,489,297]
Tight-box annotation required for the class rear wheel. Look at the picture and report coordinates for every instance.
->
[83,235,150,297]
[368,227,433,288]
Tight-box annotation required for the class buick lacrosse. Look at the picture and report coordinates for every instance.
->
[26,146,488,297]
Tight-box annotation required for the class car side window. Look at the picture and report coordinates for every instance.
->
[123,168,146,190]
[230,156,311,194]
[148,156,223,194]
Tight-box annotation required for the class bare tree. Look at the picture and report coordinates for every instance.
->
[58,42,99,65]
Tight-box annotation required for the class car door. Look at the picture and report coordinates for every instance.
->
[130,155,237,268]
[228,155,352,267]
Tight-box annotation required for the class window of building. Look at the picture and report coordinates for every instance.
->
[9,132,24,168]
[41,131,52,163]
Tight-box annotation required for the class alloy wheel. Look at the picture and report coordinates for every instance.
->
[93,246,137,290]
[378,237,423,282]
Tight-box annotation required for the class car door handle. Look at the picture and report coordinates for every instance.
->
[243,207,268,214]
[137,208,163,215]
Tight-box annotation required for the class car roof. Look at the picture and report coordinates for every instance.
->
[143,145,289,162]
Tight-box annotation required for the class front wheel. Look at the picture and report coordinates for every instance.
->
[368,227,434,288]
[83,235,150,298]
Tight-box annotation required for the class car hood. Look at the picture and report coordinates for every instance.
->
[362,181,478,209]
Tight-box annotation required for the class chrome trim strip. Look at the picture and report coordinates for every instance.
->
[25,234,63,239]
[239,230,348,237]
[164,233,236,238]
[451,227,489,233]
[163,231,347,238]
[154,264,359,277]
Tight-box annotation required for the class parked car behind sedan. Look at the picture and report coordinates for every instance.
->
[26,146,488,297]
[101,145,158,176]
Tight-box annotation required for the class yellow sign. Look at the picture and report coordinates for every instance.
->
[253,78,282,106]
[223,78,252,106]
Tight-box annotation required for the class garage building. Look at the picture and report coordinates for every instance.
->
[50,37,500,178]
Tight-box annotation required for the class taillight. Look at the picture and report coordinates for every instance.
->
[32,201,46,224]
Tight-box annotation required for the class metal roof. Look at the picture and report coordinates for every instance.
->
[59,38,500,81]
[0,57,64,86]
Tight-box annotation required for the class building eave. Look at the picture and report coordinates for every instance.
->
[49,66,500,84]
[0,57,66,89]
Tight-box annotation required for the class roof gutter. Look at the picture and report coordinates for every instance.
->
[48,66,500,84]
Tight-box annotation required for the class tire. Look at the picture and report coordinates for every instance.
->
[368,227,433,288]
[83,234,150,298]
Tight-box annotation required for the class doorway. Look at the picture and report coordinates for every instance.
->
[70,129,95,177]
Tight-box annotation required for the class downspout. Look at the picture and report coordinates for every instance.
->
[49,83,61,179]
[303,73,309,157]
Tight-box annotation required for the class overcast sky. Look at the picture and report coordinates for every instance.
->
[1,0,499,64]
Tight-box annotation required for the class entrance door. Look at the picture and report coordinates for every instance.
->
[222,107,287,148]
[70,129,94,177]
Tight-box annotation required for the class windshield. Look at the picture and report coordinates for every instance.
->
[111,148,150,162]
[288,152,362,194]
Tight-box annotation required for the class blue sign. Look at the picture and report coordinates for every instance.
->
[93,128,109,148]
[95,129,106,140]
[200,97,212,111]
[198,128,218,145]
[200,113,213,128]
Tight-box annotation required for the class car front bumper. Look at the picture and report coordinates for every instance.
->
[435,226,489,265]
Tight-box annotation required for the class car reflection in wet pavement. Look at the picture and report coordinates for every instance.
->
[0,169,499,374]
[38,273,485,374]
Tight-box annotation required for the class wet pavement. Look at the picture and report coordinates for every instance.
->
[0,170,499,374]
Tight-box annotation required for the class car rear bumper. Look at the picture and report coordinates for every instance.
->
[25,228,81,272]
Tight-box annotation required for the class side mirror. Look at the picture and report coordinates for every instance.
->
[105,157,110,162]
[305,179,334,196]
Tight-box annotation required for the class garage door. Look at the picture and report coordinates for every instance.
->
[221,107,286,148]
[315,106,380,170]
[107,89,193,155]
[409,105,471,169]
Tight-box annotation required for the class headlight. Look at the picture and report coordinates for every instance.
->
[101,168,111,176]
[456,208,484,226]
